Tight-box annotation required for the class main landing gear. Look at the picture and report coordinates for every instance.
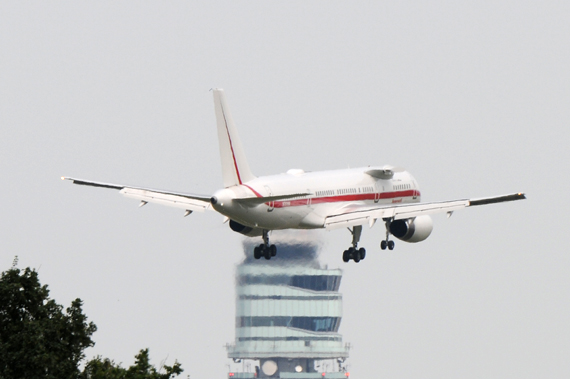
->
[343,225,366,263]
[342,219,397,261]
[253,230,277,260]
[380,218,395,250]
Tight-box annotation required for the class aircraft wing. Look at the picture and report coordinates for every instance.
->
[62,177,212,213]
[324,193,526,230]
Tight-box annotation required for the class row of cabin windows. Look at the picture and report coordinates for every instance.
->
[316,186,375,197]
[394,183,411,191]
[291,184,412,199]
[316,188,373,197]
[315,190,335,197]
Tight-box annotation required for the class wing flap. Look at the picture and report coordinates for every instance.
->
[391,200,469,220]
[324,192,525,230]
[62,177,212,212]
[325,200,469,229]
[120,188,210,212]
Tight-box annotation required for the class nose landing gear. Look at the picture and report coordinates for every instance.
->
[253,230,277,260]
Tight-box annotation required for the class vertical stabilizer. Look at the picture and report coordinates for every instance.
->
[213,89,256,187]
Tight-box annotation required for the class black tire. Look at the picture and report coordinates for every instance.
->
[388,240,395,250]
[359,248,366,260]
[270,244,277,256]
[342,250,350,262]
[353,252,361,263]
[264,248,271,260]
[380,240,387,250]
[254,246,261,259]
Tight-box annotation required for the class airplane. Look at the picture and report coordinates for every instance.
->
[63,89,526,263]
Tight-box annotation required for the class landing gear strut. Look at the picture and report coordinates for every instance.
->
[253,230,277,260]
[342,225,366,263]
[380,218,395,250]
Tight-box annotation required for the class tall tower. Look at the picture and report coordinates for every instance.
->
[226,241,351,379]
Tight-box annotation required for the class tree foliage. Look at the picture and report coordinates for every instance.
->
[0,267,97,378]
[80,349,183,379]
[0,265,183,379]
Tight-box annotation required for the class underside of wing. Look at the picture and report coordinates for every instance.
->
[120,188,211,212]
[62,177,212,213]
[324,192,525,230]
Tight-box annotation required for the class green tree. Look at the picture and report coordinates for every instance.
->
[0,267,97,379]
[80,349,183,379]
[1,265,183,379]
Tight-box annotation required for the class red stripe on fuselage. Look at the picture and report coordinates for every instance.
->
[243,184,263,198]
[270,189,420,208]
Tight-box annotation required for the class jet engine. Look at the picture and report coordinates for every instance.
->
[389,215,433,243]
[229,219,264,237]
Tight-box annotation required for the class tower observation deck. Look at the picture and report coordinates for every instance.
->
[226,240,351,379]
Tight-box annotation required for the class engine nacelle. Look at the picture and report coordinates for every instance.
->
[389,215,433,243]
[229,220,264,237]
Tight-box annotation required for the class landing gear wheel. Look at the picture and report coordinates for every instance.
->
[270,244,277,257]
[343,245,367,263]
[264,247,271,260]
[380,240,387,250]
[254,246,262,259]
[388,240,395,250]
[347,248,359,262]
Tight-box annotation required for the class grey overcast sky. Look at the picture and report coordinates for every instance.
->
[1,1,569,378]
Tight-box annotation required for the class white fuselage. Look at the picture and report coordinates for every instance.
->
[211,167,421,230]
[63,88,525,261]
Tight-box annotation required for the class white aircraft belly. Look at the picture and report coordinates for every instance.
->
[238,204,315,230]
[235,194,420,231]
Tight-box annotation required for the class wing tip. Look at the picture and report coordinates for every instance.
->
[469,192,526,206]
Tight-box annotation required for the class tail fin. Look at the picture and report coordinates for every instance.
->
[212,89,256,187]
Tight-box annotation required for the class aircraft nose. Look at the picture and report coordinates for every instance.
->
[210,196,218,205]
